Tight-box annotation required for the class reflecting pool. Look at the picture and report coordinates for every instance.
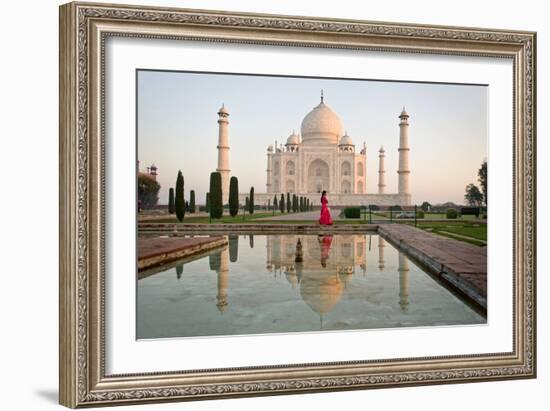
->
[137,234,486,339]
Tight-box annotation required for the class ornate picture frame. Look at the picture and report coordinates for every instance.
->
[59,1,536,408]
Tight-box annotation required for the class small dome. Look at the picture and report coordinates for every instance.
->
[338,131,354,146]
[379,146,385,153]
[400,107,409,118]
[218,104,229,115]
[267,145,274,152]
[286,131,300,146]
[301,94,344,145]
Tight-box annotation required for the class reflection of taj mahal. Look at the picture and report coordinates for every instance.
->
[210,235,411,325]
[215,91,412,206]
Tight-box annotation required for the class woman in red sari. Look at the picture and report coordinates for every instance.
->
[318,190,333,225]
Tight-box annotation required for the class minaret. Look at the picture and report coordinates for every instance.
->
[378,147,386,194]
[398,252,410,311]
[216,104,230,204]
[266,145,273,193]
[398,107,411,201]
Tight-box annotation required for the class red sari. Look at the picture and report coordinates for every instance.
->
[319,195,333,225]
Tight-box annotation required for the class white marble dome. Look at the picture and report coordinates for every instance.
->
[300,99,344,145]
[339,132,354,146]
[286,131,300,145]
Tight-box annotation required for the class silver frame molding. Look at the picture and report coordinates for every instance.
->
[59,2,537,408]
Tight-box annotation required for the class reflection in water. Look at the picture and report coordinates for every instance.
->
[137,234,486,339]
[228,234,239,263]
[216,247,229,313]
[211,234,403,321]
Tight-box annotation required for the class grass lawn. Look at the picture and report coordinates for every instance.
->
[412,221,487,246]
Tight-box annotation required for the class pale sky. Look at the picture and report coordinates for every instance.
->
[137,70,487,205]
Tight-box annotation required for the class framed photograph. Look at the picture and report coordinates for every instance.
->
[59,1,537,408]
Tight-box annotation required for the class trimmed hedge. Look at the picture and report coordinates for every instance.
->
[446,208,458,219]
[343,207,361,218]
[209,172,223,219]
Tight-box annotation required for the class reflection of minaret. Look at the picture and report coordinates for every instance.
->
[378,236,386,271]
[216,104,230,204]
[398,252,410,311]
[378,147,386,194]
[216,247,229,313]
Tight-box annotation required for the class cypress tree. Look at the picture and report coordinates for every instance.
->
[286,192,291,213]
[249,187,254,214]
[189,190,196,213]
[229,176,239,217]
[205,192,210,212]
[168,188,175,214]
[245,196,249,212]
[209,172,223,219]
[273,195,278,210]
[184,200,189,212]
[175,170,185,222]
[280,193,285,213]
[299,196,303,212]
[292,194,297,212]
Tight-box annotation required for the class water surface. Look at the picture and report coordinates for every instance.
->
[137,234,485,339]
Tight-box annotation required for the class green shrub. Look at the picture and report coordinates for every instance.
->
[446,208,458,219]
[175,171,185,222]
[189,190,196,213]
[343,207,361,218]
[249,187,254,214]
[168,187,175,214]
[209,172,223,219]
[416,210,425,219]
[229,177,239,216]
[280,194,285,213]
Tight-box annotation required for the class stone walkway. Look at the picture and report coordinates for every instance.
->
[379,224,487,310]
[138,236,227,271]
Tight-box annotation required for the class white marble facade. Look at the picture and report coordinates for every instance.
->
[218,92,412,206]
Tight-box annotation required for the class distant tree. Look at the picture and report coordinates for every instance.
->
[245,196,249,212]
[273,195,278,210]
[465,183,483,207]
[286,192,291,213]
[300,196,304,212]
[138,174,161,209]
[174,171,185,222]
[209,172,223,219]
[420,201,431,212]
[478,160,488,206]
[205,192,210,212]
[184,200,189,212]
[249,187,254,214]
[280,194,285,213]
[229,176,239,217]
[168,188,175,214]
[189,190,196,213]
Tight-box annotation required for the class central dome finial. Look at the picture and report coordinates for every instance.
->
[320,89,324,104]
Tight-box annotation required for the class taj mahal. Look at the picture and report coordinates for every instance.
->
[215,91,412,207]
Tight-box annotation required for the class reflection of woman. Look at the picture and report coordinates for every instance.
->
[319,235,333,267]
[318,190,333,225]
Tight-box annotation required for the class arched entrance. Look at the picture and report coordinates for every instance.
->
[308,159,330,193]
